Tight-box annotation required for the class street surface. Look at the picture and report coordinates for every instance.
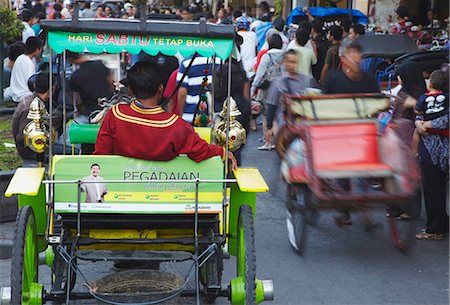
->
[0,130,448,305]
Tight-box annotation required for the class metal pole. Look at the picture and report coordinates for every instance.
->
[194,178,200,305]
[221,50,232,240]
[62,50,67,154]
[76,180,81,236]
[49,48,53,170]
[0,34,4,105]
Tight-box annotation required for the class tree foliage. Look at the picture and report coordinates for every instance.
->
[0,8,24,44]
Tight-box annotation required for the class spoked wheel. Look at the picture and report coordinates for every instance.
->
[200,246,223,303]
[235,204,256,305]
[286,184,310,255]
[11,206,43,305]
[387,208,415,253]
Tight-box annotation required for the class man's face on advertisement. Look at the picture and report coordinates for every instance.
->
[91,165,100,177]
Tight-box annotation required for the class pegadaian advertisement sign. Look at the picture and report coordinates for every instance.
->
[53,155,224,214]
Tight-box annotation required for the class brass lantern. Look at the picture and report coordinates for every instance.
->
[213,97,246,152]
[23,97,55,154]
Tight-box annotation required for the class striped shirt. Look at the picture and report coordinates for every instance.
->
[177,56,220,124]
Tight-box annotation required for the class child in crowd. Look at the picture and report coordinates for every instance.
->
[412,69,449,155]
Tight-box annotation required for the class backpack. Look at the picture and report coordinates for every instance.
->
[257,54,282,90]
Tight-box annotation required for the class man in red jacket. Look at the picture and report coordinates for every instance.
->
[94,62,237,169]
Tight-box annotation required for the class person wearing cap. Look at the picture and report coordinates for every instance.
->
[236,16,257,79]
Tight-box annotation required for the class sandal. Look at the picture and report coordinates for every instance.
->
[398,213,412,221]
[334,213,352,226]
[415,232,446,240]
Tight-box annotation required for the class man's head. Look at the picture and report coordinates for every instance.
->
[327,25,343,42]
[340,19,351,35]
[298,20,312,35]
[295,28,309,47]
[90,163,100,177]
[428,69,447,92]
[235,16,250,31]
[311,19,324,35]
[273,17,284,32]
[180,6,194,20]
[28,72,55,101]
[8,41,26,62]
[127,62,163,100]
[340,43,362,74]
[284,49,298,75]
[25,37,43,58]
[21,9,36,24]
[396,5,409,20]
[268,33,282,50]
[257,1,269,16]
[348,24,365,40]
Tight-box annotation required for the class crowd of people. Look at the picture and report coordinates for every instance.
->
[1,1,449,241]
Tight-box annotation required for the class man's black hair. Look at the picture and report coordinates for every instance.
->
[233,10,242,19]
[258,1,269,13]
[21,9,34,22]
[350,24,365,36]
[25,36,42,54]
[91,163,100,169]
[295,28,309,46]
[35,11,46,20]
[429,69,447,91]
[53,11,62,19]
[127,62,162,99]
[328,25,343,41]
[396,5,408,18]
[311,19,324,34]
[268,33,282,49]
[299,20,312,34]
[34,72,53,93]
[8,42,26,61]
[273,17,285,32]
[180,5,190,13]
[340,19,351,33]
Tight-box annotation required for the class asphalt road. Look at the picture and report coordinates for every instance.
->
[0,129,448,305]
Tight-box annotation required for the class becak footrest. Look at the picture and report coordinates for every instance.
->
[316,163,393,179]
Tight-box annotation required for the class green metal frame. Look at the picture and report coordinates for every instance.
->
[18,184,47,253]
[228,183,256,256]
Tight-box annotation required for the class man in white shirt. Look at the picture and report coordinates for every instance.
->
[9,37,42,103]
[21,9,36,43]
[236,16,257,79]
[81,164,108,203]
[288,29,317,76]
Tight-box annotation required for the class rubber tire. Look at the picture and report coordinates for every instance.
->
[200,247,223,303]
[11,206,39,305]
[387,210,415,254]
[237,205,256,305]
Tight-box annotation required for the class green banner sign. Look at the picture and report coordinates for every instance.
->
[53,155,224,214]
[48,31,234,60]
